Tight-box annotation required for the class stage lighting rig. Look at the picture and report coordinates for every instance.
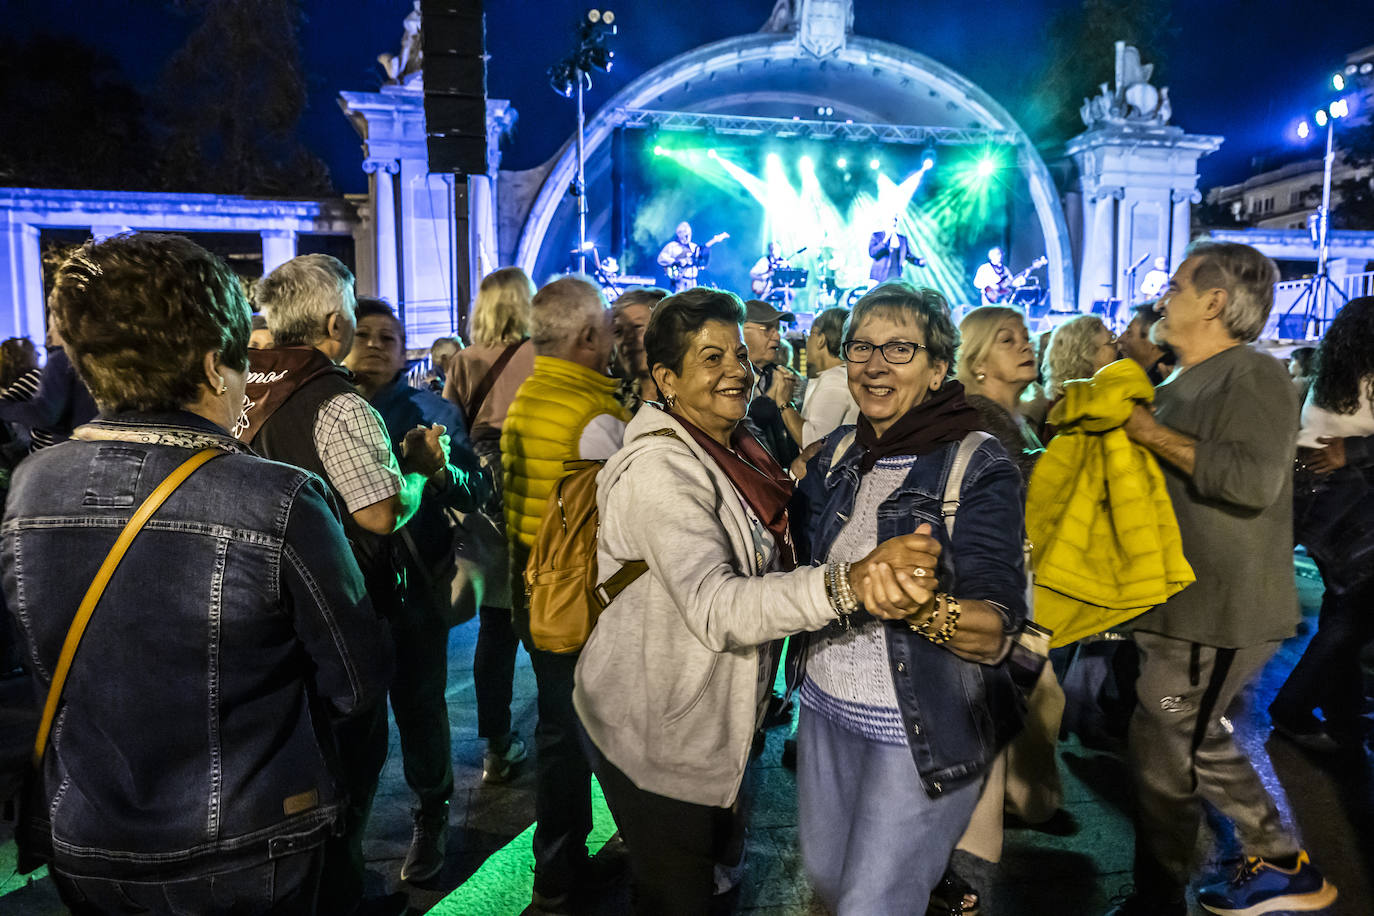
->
[548,9,621,272]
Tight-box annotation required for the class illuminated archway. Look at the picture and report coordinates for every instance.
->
[516,32,1076,309]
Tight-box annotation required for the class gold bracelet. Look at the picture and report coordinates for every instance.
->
[906,593,944,636]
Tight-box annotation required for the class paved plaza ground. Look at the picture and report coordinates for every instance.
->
[2,556,1369,915]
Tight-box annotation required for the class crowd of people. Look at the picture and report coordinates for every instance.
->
[0,231,1368,916]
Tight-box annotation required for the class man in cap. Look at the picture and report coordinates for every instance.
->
[742,299,802,467]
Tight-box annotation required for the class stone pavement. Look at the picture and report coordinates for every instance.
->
[2,557,1370,914]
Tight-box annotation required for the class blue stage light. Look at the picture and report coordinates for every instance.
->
[1315,109,1329,128]
[1296,120,1311,140]
[869,158,881,171]
[1329,98,1350,119]
[835,156,847,168]
[654,145,665,156]
[1333,73,1345,91]
[799,155,814,172]
[707,148,718,159]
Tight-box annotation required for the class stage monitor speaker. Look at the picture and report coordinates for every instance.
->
[422,0,487,174]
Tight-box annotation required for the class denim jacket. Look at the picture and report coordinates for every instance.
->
[0,411,391,881]
[796,428,1027,797]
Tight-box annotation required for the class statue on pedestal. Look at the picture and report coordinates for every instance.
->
[378,0,423,87]
[1079,41,1172,129]
[761,0,853,58]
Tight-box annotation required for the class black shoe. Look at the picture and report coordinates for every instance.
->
[531,853,627,912]
[400,806,447,883]
[926,869,979,915]
[762,693,794,729]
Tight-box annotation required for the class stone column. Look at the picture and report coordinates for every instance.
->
[0,216,44,342]
[260,228,298,276]
[1078,189,1120,311]
[364,158,401,306]
[1170,189,1199,270]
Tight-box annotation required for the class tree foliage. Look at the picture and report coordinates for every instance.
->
[1025,0,1176,147]
[0,35,156,190]
[153,0,332,195]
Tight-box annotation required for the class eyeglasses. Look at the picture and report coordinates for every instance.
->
[842,339,927,365]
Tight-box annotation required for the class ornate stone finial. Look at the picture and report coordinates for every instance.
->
[1080,41,1173,129]
[763,0,853,58]
[378,0,424,88]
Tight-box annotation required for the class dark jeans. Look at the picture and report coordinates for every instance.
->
[1271,571,1374,737]
[391,608,455,813]
[529,646,594,891]
[473,604,520,739]
[582,725,732,916]
[317,702,390,914]
[54,846,324,915]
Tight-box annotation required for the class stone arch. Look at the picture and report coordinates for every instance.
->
[516,32,1075,309]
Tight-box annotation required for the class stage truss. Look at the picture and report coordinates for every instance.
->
[614,108,1020,146]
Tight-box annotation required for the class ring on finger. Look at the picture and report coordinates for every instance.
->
[913,567,928,578]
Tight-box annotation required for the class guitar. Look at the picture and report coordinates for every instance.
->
[665,232,729,281]
[982,256,1047,304]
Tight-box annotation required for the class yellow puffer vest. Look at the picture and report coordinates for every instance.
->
[501,356,630,551]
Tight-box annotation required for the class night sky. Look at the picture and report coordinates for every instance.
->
[7,0,1367,194]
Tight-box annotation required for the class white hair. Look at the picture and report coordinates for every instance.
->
[255,254,355,347]
[530,275,606,353]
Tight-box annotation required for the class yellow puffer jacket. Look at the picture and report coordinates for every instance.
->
[501,356,630,551]
[1026,359,1194,647]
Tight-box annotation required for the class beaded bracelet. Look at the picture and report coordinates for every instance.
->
[907,593,962,645]
[826,560,859,627]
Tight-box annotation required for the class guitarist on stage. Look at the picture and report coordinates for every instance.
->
[657,222,727,292]
[974,246,1047,304]
[749,242,792,303]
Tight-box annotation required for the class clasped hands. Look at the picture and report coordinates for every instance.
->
[850,523,941,622]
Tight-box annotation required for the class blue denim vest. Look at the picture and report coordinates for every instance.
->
[796,428,1027,796]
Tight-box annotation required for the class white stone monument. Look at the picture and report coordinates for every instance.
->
[1066,42,1222,312]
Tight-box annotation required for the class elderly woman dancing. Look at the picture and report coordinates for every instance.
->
[2,233,389,914]
[794,282,1028,914]
[574,288,943,915]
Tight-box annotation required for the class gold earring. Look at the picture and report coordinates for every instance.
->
[975,371,986,382]
[665,393,678,410]
[218,378,227,394]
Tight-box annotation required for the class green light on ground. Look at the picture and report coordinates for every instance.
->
[429,777,618,915]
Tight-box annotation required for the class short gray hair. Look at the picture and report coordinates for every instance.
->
[530,275,606,352]
[256,254,355,346]
[1185,240,1278,343]
[844,282,958,374]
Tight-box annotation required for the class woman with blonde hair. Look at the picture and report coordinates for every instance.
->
[1044,315,1119,400]
[957,306,1043,487]
[443,265,538,783]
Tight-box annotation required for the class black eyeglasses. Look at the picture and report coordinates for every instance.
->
[842,339,927,365]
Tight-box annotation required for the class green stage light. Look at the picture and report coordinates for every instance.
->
[975,156,997,178]
[869,158,881,171]
[653,145,665,156]
[799,155,815,172]
[708,148,718,159]
[836,156,847,168]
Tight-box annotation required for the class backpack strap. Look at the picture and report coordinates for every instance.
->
[591,426,684,608]
[824,429,858,482]
[940,432,993,539]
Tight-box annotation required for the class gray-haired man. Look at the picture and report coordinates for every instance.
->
[1110,241,1336,916]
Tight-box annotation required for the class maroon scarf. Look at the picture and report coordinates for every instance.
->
[670,411,797,571]
[855,380,982,472]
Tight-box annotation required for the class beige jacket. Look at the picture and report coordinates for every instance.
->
[573,406,835,808]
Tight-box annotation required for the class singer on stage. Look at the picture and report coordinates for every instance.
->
[868,216,926,283]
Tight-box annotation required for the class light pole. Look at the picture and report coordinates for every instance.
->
[549,9,617,276]
[1288,88,1352,337]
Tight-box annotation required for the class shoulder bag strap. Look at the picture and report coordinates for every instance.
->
[463,340,524,431]
[939,432,993,538]
[31,447,224,768]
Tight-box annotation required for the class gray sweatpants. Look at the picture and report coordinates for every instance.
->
[1128,631,1298,888]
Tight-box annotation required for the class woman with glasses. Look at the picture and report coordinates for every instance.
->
[793,282,1028,913]
[574,288,944,915]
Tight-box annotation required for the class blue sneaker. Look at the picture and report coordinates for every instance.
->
[1198,850,1337,914]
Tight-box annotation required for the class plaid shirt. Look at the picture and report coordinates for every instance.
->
[313,392,403,513]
